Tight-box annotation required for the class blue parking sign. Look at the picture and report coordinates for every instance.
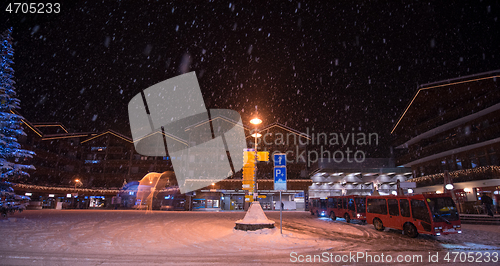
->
[274,153,286,167]
[274,167,287,191]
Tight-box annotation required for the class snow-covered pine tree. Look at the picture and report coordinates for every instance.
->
[0,27,35,180]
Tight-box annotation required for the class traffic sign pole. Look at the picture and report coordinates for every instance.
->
[273,153,287,235]
[280,190,282,234]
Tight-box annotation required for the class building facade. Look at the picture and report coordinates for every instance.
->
[15,114,312,210]
[308,158,412,198]
[392,70,500,213]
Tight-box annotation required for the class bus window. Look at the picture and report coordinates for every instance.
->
[426,197,460,222]
[400,199,410,217]
[348,198,356,211]
[332,198,337,209]
[388,199,399,216]
[337,198,342,209]
[355,197,365,213]
[328,197,334,208]
[342,198,347,209]
[411,199,431,223]
[320,199,327,209]
[367,198,387,215]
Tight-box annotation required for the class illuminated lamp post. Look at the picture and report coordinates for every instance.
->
[73,179,81,209]
[250,118,262,201]
[235,117,275,231]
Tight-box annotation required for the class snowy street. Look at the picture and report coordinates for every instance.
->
[0,210,499,265]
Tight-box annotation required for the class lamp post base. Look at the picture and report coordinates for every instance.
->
[234,223,275,231]
[235,201,275,231]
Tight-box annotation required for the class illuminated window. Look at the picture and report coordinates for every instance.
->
[440,160,447,171]
[469,153,478,168]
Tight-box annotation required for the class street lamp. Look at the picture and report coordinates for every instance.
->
[250,118,262,125]
[250,117,262,201]
[73,179,81,209]
[234,116,274,231]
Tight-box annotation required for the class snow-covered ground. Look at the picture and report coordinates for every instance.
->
[0,210,499,265]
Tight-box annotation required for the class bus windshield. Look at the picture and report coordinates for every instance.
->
[426,197,460,222]
[320,199,327,209]
[355,197,366,213]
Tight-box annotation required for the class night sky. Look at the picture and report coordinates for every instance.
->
[2,1,500,157]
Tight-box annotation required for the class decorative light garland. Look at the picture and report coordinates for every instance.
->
[12,183,121,194]
[408,165,500,184]
[11,179,313,194]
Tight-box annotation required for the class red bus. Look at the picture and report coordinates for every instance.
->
[366,193,461,238]
[327,196,366,223]
[310,198,327,217]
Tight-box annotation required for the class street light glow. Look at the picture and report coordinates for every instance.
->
[250,118,262,125]
[251,133,262,138]
[74,179,81,189]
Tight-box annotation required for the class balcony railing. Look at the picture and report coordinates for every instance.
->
[413,90,500,136]
[398,122,500,165]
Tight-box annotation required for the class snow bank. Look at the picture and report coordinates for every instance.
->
[235,201,275,225]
